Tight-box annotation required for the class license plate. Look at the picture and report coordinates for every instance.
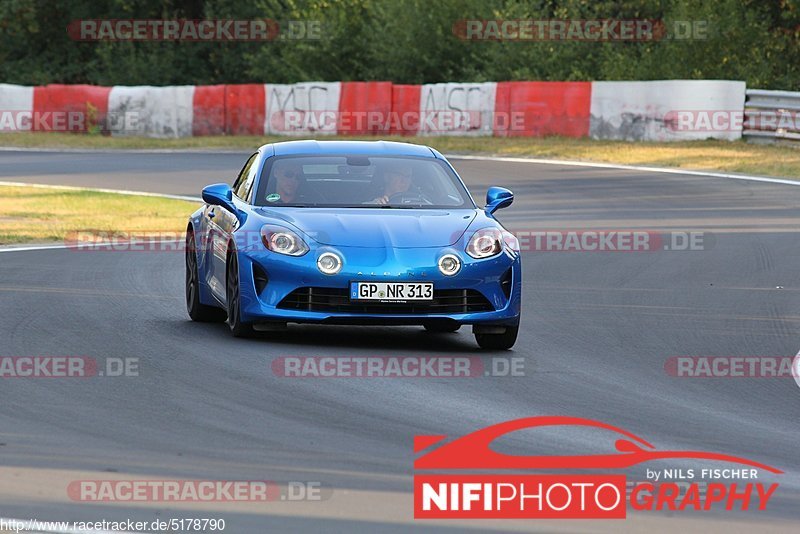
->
[350,282,433,302]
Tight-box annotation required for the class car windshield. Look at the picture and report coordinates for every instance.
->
[255,155,474,208]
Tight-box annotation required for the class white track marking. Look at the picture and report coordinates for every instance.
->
[445,154,800,187]
[0,180,200,202]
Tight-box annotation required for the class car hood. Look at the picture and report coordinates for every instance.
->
[255,208,477,248]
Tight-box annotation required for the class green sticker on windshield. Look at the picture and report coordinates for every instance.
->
[266,193,281,202]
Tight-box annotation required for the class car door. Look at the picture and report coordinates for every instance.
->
[206,152,259,302]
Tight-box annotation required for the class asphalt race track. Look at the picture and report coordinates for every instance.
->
[0,150,799,531]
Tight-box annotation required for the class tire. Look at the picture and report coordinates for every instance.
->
[475,324,519,350]
[226,249,255,338]
[424,324,461,333]
[186,230,226,323]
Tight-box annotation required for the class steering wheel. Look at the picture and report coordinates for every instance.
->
[387,190,433,205]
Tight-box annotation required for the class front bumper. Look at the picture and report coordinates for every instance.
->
[236,244,521,326]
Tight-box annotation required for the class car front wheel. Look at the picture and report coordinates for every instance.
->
[226,250,255,338]
[474,324,519,350]
[186,230,226,323]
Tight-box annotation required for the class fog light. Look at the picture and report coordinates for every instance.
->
[317,252,343,275]
[438,254,461,276]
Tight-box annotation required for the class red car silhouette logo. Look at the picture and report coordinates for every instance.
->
[414,416,782,473]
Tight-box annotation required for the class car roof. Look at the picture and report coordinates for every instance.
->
[264,140,438,158]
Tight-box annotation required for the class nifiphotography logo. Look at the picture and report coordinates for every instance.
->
[413,416,782,519]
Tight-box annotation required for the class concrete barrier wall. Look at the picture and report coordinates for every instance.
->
[0,80,747,140]
[589,80,746,141]
[0,84,33,132]
[108,85,195,138]
[418,82,497,136]
[338,82,393,135]
[33,84,111,133]
[390,84,421,136]
[265,82,341,135]
[225,84,266,136]
[494,81,592,137]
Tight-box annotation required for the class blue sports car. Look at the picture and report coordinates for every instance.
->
[185,140,521,349]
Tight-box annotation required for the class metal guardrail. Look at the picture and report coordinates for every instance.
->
[743,89,800,144]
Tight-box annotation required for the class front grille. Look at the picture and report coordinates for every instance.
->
[278,287,494,314]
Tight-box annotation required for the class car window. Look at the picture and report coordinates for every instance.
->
[233,153,258,200]
[254,155,474,209]
[240,153,261,203]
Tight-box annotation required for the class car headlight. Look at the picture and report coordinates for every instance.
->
[261,225,309,256]
[438,254,461,276]
[317,252,343,275]
[466,228,503,259]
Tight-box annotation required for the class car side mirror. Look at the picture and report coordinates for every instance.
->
[485,186,514,215]
[202,183,238,216]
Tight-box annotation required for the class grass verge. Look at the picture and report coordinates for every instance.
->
[0,185,195,245]
[1,132,799,179]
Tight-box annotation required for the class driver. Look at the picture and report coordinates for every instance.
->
[271,161,303,204]
[368,164,413,205]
